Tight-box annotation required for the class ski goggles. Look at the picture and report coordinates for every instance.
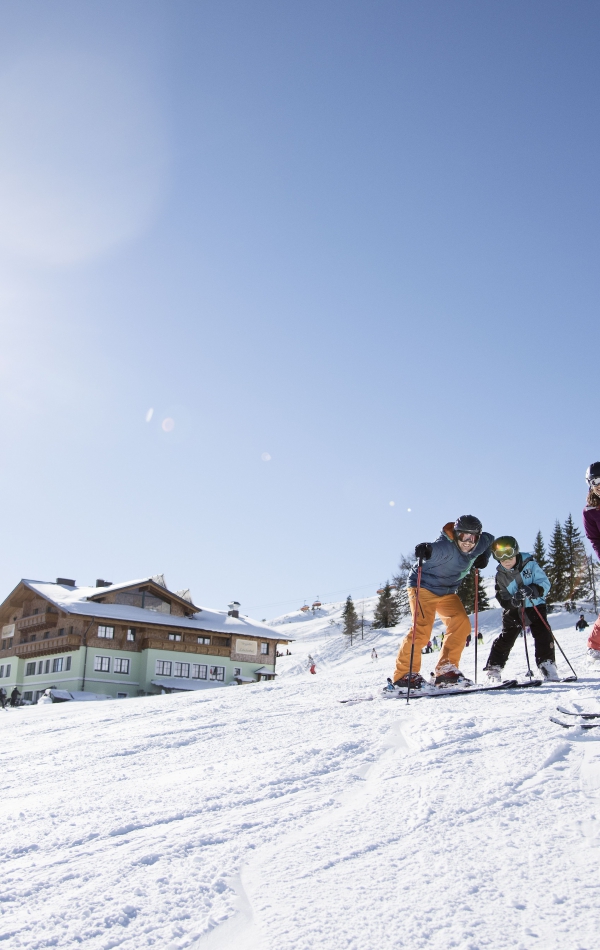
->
[455,532,479,544]
[492,543,517,561]
[588,476,600,487]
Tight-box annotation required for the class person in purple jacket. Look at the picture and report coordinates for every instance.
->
[583,463,600,559]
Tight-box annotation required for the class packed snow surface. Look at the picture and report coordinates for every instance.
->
[2,596,600,949]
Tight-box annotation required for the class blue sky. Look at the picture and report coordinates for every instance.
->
[0,1,598,617]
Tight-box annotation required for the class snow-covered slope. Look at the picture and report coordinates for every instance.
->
[1,601,600,950]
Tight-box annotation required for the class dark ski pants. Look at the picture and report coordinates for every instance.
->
[485,603,555,671]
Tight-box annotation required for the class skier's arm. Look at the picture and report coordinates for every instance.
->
[583,508,600,560]
[530,562,551,599]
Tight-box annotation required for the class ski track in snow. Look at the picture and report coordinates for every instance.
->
[1,599,600,949]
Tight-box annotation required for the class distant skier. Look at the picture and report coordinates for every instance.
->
[583,463,600,558]
[483,536,558,682]
[308,655,316,674]
[576,614,589,632]
[477,631,483,646]
[371,648,378,661]
[10,687,20,707]
[391,516,493,688]
[0,687,6,709]
[432,635,438,650]
[465,633,472,647]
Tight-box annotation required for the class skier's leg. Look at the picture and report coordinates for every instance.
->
[392,588,437,681]
[434,594,471,674]
[526,604,556,667]
[484,609,521,670]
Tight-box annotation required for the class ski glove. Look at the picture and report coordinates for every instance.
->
[472,553,489,570]
[414,542,433,561]
[511,588,528,607]
[523,583,544,600]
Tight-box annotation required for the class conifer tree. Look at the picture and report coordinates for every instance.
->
[457,567,490,614]
[547,520,568,604]
[342,595,360,645]
[391,554,413,619]
[532,531,547,571]
[372,582,401,629]
[563,513,590,604]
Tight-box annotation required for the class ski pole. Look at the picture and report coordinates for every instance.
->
[406,558,423,705]
[520,604,534,679]
[474,568,479,684]
[530,603,578,681]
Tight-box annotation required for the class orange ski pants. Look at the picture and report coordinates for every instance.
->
[392,588,471,681]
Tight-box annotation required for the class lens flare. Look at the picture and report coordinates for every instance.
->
[261,452,271,462]
[145,408,154,422]
[162,418,175,432]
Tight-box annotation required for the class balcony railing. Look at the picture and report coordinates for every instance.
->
[14,634,81,658]
[141,637,230,657]
[16,612,59,634]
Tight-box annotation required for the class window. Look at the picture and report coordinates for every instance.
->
[98,625,114,639]
[117,692,128,699]
[37,661,43,674]
[261,642,269,655]
[155,660,171,676]
[114,591,171,614]
[192,664,207,680]
[6,664,10,677]
[93,656,110,672]
[127,628,136,642]
[23,691,33,702]
[43,632,49,640]
[26,662,36,676]
[174,662,189,678]
[234,668,241,676]
[52,657,64,673]
[65,657,71,671]
[168,634,182,641]
[0,666,4,677]
[209,666,225,682]
[197,636,211,645]
[44,659,50,674]
[114,658,130,674]
[58,628,65,637]
[30,635,36,642]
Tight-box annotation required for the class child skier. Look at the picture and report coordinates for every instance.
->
[483,536,557,682]
[391,515,494,687]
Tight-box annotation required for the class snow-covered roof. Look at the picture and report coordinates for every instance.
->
[21,579,285,639]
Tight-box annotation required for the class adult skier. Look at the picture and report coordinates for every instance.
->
[483,536,558,681]
[583,463,600,558]
[391,516,494,687]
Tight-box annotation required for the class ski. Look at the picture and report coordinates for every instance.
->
[385,679,543,699]
[556,705,600,720]
[550,716,600,730]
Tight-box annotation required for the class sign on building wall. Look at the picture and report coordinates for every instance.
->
[235,639,257,654]
[2,624,15,639]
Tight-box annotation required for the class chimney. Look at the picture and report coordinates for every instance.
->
[96,579,113,588]
[227,601,241,618]
[56,578,76,587]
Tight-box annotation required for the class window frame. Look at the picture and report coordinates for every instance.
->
[209,665,225,682]
[114,657,130,675]
[26,661,36,676]
[52,657,64,673]
[174,662,190,678]
[155,660,172,676]
[191,664,207,680]
[93,656,110,673]
[97,625,115,639]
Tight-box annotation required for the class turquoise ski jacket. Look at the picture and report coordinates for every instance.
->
[495,553,550,609]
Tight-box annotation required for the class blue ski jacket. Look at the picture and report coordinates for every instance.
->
[407,523,494,597]
[495,553,550,609]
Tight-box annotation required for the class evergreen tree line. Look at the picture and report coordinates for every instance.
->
[341,513,599,641]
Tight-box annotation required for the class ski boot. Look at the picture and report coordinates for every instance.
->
[484,665,502,684]
[538,660,559,681]
[433,664,473,688]
[392,673,425,690]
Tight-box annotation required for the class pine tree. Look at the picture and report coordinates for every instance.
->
[563,513,590,604]
[372,582,401,629]
[547,520,568,604]
[391,554,413,619]
[457,567,490,614]
[342,595,360,645]
[532,531,547,571]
